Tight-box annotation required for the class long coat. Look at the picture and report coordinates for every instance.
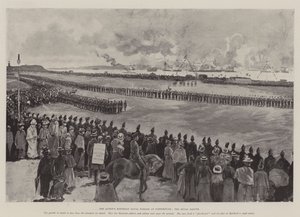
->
[222,165,235,202]
[254,170,269,201]
[37,156,52,198]
[181,162,197,202]
[162,146,174,179]
[74,134,85,169]
[48,122,60,158]
[15,130,26,150]
[26,126,38,158]
[196,165,212,202]
[38,128,50,155]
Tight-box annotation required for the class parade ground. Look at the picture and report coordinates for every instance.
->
[6,71,293,202]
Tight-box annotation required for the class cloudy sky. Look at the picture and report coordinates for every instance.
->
[7,9,294,69]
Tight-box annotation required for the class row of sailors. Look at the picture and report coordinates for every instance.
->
[57,92,126,114]
[20,74,294,109]
[13,77,127,115]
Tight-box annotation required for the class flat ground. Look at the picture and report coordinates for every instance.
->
[6,160,181,202]
[23,71,293,98]
[6,72,293,202]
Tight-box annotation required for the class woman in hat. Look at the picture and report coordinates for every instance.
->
[38,120,50,157]
[26,119,38,159]
[15,122,27,160]
[211,165,224,202]
[196,156,212,202]
[234,155,254,202]
[36,147,52,201]
[64,147,76,193]
[94,172,119,202]
[254,159,269,201]
[222,157,236,202]
[74,128,86,171]
[162,140,174,180]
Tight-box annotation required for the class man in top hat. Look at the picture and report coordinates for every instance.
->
[238,145,246,167]
[234,155,254,202]
[26,119,38,159]
[145,127,157,155]
[15,122,27,160]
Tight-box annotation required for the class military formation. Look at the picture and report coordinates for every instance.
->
[58,92,126,114]
[8,77,127,115]
[20,74,293,109]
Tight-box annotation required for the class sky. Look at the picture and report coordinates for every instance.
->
[6,9,294,69]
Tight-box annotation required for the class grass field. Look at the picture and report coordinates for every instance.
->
[23,71,293,98]
[29,92,293,162]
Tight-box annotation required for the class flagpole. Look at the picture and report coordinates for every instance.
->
[17,54,21,120]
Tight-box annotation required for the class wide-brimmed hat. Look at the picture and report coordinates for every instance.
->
[200,156,208,161]
[213,165,222,174]
[99,172,110,182]
[91,129,98,137]
[69,125,75,130]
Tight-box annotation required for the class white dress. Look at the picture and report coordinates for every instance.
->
[27,126,38,158]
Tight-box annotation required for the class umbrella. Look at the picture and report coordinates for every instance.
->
[269,168,289,188]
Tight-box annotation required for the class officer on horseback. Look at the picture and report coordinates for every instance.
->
[130,133,147,179]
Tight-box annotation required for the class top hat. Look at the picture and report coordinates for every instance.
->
[151,127,155,132]
[122,122,126,128]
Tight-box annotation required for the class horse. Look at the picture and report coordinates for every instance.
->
[105,154,163,201]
